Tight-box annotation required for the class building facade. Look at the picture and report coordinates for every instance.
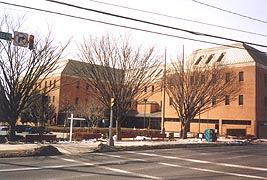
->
[139,43,267,138]
[44,43,267,138]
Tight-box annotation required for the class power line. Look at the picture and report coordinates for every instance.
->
[44,0,267,49]
[192,0,267,24]
[87,0,267,38]
[0,1,266,53]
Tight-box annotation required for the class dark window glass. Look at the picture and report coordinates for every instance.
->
[225,95,230,105]
[225,73,230,83]
[239,72,244,81]
[212,96,216,106]
[238,95,243,105]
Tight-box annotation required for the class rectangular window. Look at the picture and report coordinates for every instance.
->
[212,96,216,106]
[75,97,79,105]
[225,95,230,105]
[205,54,214,64]
[217,52,225,62]
[52,96,55,103]
[76,81,80,88]
[239,72,244,81]
[86,83,89,91]
[225,73,230,83]
[265,74,267,87]
[195,55,204,65]
[144,86,147,92]
[201,75,205,84]
[54,80,56,87]
[238,95,243,105]
[49,80,52,87]
[151,85,155,92]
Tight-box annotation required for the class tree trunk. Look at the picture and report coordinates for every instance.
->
[9,119,16,141]
[180,121,190,139]
[116,119,122,141]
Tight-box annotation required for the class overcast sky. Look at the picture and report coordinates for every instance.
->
[1,0,267,61]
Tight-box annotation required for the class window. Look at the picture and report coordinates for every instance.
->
[54,80,56,87]
[144,86,147,92]
[217,52,225,62]
[200,75,205,84]
[169,97,173,106]
[225,73,230,83]
[76,81,80,88]
[265,74,267,87]
[49,80,52,87]
[75,97,79,105]
[205,54,215,64]
[151,85,155,92]
[52,96,55,103]
[238,95,243,105]
[195,55,204,65]
[86,83,89,91]
[239,72,244,81]
[212,96,216,106]
[225,95,230,105]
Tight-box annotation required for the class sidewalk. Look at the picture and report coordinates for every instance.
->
[0,137,245,156]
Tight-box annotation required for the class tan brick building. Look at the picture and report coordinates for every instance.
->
[44,43,267,138]
[138,43,267,138]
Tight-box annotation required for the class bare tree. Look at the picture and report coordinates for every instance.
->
[78,34,162,140]
[0,15,68,140]
[166,58,240,139]
[74,100,105,128]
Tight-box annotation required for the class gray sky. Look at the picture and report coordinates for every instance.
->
[1,0,267,61]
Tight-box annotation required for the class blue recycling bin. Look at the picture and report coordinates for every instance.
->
[204,128,216,142]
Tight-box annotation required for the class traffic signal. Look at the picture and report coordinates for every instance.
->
[110,98,116,108]
[28,35,34,50]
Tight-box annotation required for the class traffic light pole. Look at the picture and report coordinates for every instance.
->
[107,108,114,146]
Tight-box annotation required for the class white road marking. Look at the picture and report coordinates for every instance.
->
[159,162,267,179]
[0,157,162,179]
[59,157,162,180]
[134,152,267,172]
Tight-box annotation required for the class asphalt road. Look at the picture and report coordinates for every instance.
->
[1,144,267,180]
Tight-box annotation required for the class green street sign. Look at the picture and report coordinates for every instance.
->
[0,32,12,41]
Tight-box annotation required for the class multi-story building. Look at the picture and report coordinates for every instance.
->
[138,43,267,138]
[44,43,267,138]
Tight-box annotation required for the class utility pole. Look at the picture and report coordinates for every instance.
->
[161,48,166,134]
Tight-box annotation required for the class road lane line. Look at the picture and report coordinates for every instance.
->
[59,157,162,180]
[159,162,267,179]
[134,152,267,172]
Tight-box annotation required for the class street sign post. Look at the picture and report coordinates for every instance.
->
[0,32,12,41]
[13,31,28,47]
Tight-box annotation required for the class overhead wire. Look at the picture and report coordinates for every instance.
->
[87,0,267,38]
[192,0,267,24]
[43,0,267,49]
[0,1,266,53]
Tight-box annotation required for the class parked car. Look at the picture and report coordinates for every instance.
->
[26,126,50,134]
[15,125,31,133]
[0,126,9,131]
